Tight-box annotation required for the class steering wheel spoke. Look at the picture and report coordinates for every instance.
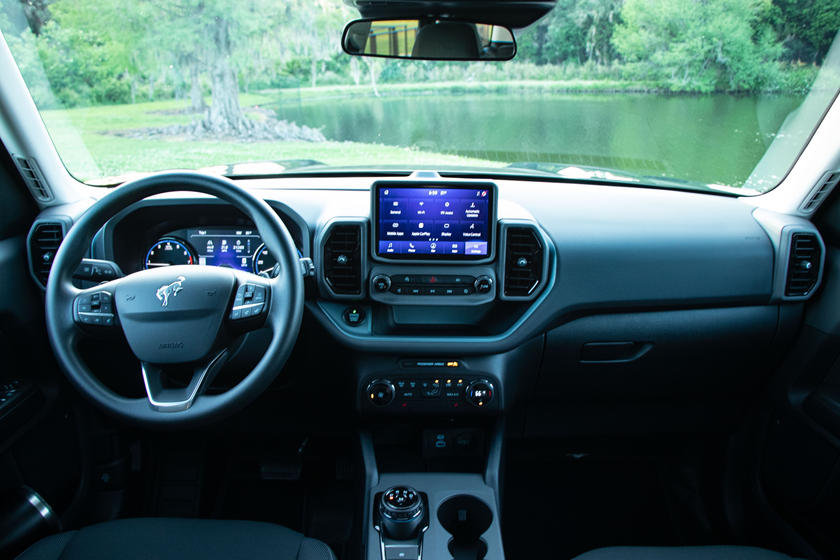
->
[72,281,122,332]
[141,349,228,412]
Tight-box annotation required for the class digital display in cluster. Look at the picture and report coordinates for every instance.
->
[375,185,494,260]
[186,228,262,272]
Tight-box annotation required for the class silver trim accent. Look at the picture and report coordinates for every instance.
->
[26,491,53,520]
[141,349,227,412]
[231,301,265,312]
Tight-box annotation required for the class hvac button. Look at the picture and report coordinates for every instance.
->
[343,307,366,326]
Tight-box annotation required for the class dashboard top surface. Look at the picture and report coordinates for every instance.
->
[30,174,821,353]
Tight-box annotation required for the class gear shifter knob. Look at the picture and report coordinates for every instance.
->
[379,486,424,540]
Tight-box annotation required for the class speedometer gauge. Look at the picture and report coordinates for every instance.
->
[252,243,277,276]
[145,238,195,269]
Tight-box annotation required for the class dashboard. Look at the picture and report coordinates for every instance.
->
[26,173,827,431]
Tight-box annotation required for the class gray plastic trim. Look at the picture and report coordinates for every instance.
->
[498,220,551,301]
[315,217,368,300]
[366,473,505,560]
[308,235,557,353]
[798,170,840,215]
[752,207,826,301]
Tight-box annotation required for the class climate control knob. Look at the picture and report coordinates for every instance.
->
[366,379,395,406]
[465,380,494,407]
[474,275,494,294]
[372,274,391,293]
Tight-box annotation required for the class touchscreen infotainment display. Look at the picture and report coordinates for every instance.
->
[374,184,494,260]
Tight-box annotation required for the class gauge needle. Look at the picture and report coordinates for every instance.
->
[146,263,172,267]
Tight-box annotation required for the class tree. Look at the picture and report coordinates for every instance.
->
[20,0,52,35]
[516,0,620,65]
[771,0,840,64]
[613,0,782,92]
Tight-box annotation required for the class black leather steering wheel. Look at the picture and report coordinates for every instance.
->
[45,172,303,428]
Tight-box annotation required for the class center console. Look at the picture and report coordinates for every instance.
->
[331,177,543,560]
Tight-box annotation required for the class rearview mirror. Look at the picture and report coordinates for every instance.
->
[342,19,516,61]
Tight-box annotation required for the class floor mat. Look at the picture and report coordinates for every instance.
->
[502,438,728,559]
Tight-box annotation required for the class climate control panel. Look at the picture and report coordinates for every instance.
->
[368,266,496,305]
[362,374,497,413]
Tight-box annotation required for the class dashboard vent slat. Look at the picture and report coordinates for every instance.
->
[323,224,362,295]
[503,226,544,297]
[785,232,821,297]
[29,222,65,288]
[14,156,54,202]
[800,171,840,213]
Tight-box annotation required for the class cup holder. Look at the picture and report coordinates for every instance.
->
[437,495,492,560]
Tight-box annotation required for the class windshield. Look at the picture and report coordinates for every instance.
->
[1,0,839,193]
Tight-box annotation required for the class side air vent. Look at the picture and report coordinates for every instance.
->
[785,232,821,297]
[323,223,362,295]
[14,156,53,202]
[28,222,65,288]
[800,171,840,214]
[503,226,544,298]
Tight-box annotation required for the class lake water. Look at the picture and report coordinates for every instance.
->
[274,92,804,187]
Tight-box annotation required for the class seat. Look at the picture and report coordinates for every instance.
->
[16,518,335,560]
[573,545,799,560]
[411,22,481,59]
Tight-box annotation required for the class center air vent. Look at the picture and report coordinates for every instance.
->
[785,232,821,297]
[28,221,65,288]
[323,223,362,296]
[503,226,544,298]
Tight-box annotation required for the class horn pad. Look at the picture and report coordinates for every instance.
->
[114,266,236,363]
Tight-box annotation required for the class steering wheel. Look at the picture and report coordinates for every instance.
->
[45,172,304,428]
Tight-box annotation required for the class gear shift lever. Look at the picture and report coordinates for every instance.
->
[378,486,425,540]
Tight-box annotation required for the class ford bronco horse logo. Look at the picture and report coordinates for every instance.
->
[156,276,185,308]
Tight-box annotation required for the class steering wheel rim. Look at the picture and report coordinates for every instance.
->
[45,172,304,428]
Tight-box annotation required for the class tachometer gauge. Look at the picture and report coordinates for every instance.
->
[252,243,278,276]
[145,238,195,269]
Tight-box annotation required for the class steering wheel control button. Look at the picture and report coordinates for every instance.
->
[466,380,494,407]
[343,307,365,326]
[73,259,123,282]
[372,274,391,293]
[74,291,116,328]
[230,284,268,321]
[367,380,395,406]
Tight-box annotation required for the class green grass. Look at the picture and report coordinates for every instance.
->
[39,91,505,183]
[269,79,657,103]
